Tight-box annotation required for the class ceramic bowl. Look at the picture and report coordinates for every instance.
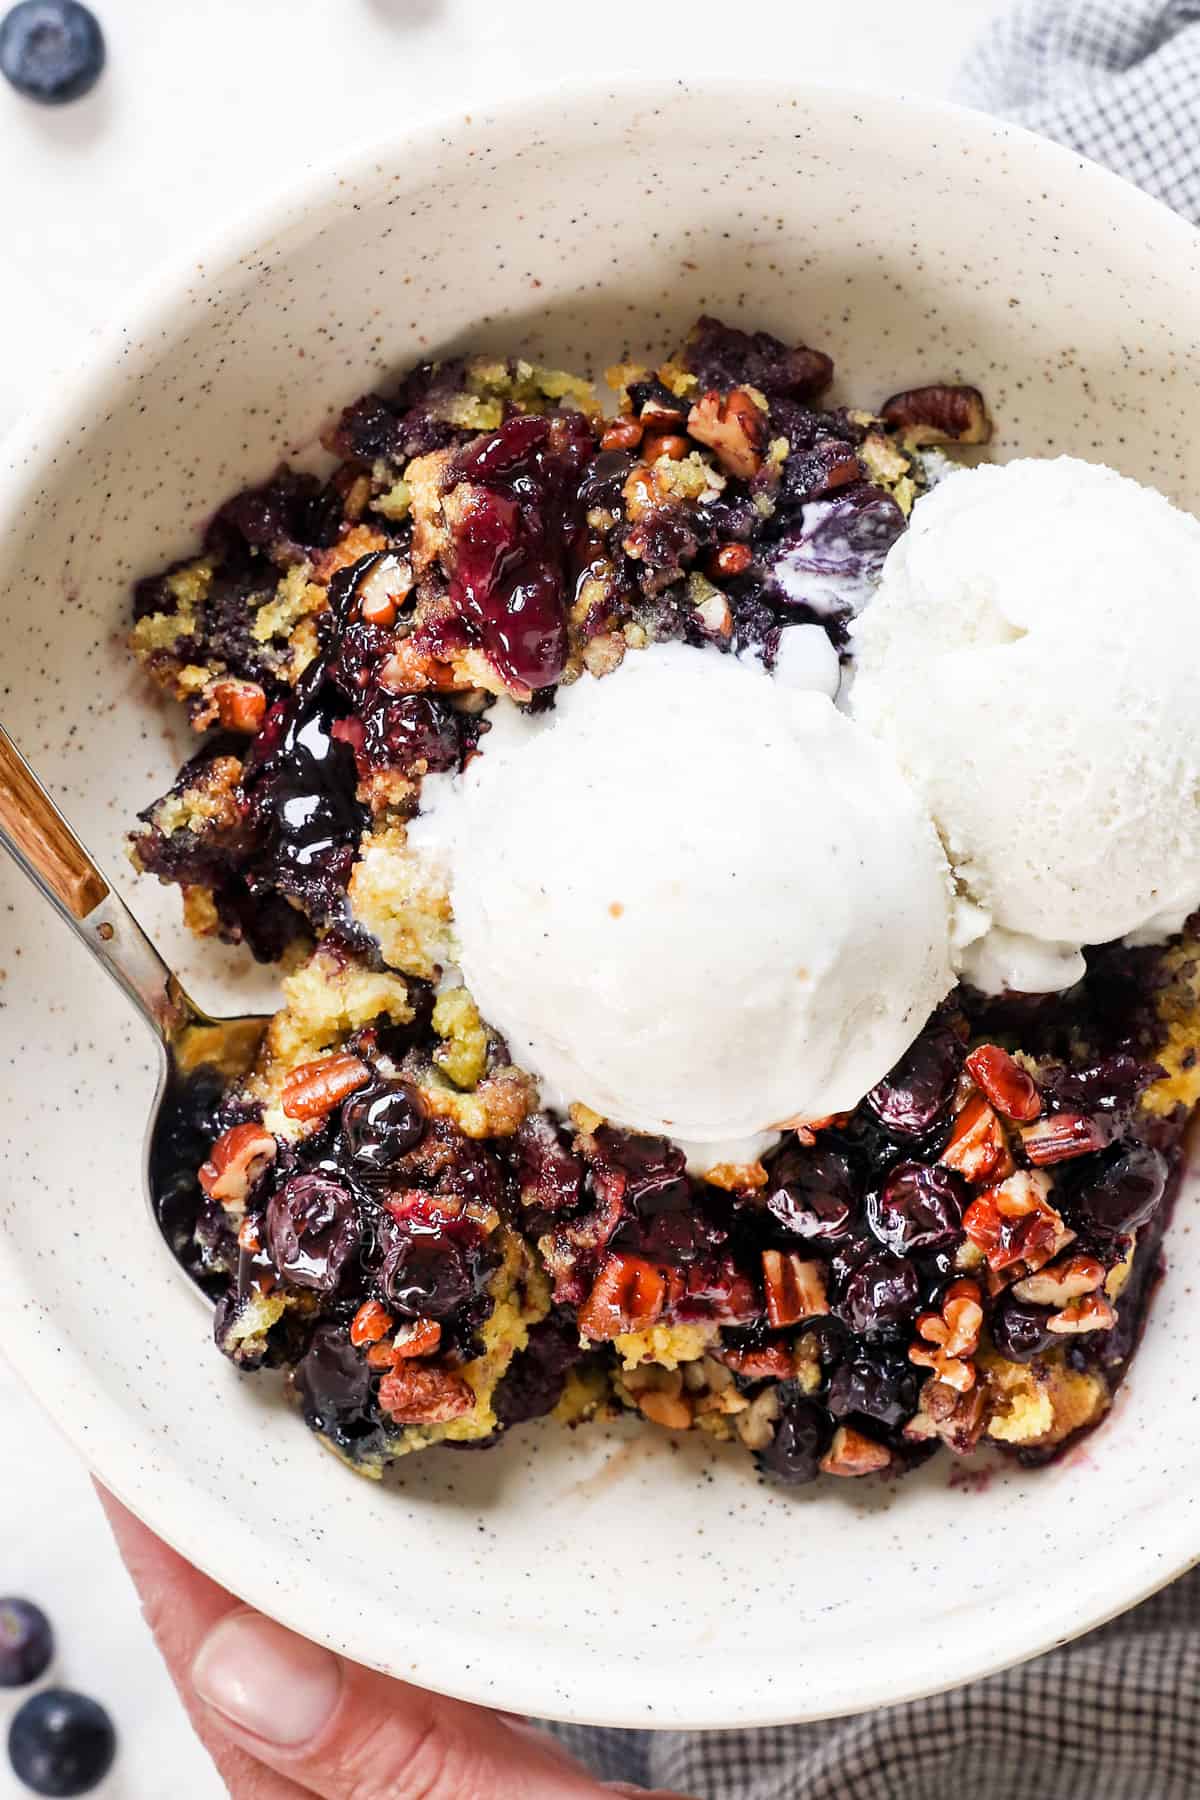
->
[2,80,1199,1730]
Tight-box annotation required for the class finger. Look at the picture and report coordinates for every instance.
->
[188,1605,624,1800]
[96,1485,310,1799]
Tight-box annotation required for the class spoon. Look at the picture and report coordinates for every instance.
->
[0,723,267,1287]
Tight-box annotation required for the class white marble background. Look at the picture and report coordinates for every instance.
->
[0,0,1000,1791]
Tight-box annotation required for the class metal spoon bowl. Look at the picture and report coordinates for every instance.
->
[0,723,267,1289]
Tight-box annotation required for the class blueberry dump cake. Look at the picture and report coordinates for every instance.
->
[128,316,1200,1486]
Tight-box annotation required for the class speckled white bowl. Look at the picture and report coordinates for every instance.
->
[2,80,1200,1730]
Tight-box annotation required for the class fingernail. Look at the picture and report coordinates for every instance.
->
[191,1609,343,1747]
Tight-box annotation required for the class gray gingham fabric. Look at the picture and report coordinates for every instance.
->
[542,6,1200,1794]
[958,0,1200,222]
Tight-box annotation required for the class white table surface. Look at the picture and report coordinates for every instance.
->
[0,0,1000,1791]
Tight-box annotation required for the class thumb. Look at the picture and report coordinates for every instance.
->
[188,1607,626,1799]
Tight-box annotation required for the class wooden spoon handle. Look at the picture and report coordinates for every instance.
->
[0,725,109,918]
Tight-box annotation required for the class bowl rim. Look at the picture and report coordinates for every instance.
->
[2,73,1200,1729]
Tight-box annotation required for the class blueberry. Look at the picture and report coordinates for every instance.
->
[8,1690,114,1797]
[265,1174,360,1293]
[865,1019,963,1140]
[835,1250,920,1335]
[341,1081,427,1171]
[0,3,104,105]
[990,1297,1057,1363]
[1070,1146,1168,1238]
[0,1599,53,1688]
[763,1144,857,1242]
[828,1356,918,1431]
[293,1324,378,1453]
[867,1162,965,1255]
[753,1385,830,1486]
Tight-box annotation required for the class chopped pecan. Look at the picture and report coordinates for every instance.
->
[905,1376,987,1454]
[1020,1111,1108,1166]
[280,1053,371,1122]
[198,1122,276,1211]
[940,1093,1013,1185]
[638,1390,694,1431]
[577,1253,673,1341]
[762,1250,829,1329]
[735,1385,781,1451]
[349,1299,394,1347]
[963,1171,1070,1277]
[820,1425,892,1477]
[1013,1254,1105,1307]
[909,1279,983,1392]
[206,678,267,735]
[643,432,690,463]
[378,1362,474,1425]
[717,1342,795,1382]
[880,384,992,448]
[686,387,767,479]
[964,1045,1041,1122]
[1046,1293,1117,1335]
[710,542,753,578]
[600,417,644,452]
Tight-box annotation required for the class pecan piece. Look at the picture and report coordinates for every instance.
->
[686,387,767,479]
[1020,1111,1108,1166]
[964,1045,1041,1122]
[1012,1254,1104,1307]
[880,384,992,448]
[280,1053,371,1122]
[717,1342,795,1382]
[378,1363,474,1425]
[963,1171,1070,1277]
[909,1279,983,1392]
[1046,1293,1117,1335]
[600,417,643,452]
[905,1376,987,1454]
[710,542,753,578]
[577,1253,672,1341]
[820,1425,892,1477]
[940,1094,1013,1185]
[638,1390,694,1431]
[643,432,690,464]
[207,678,268,735]
[349,1299,393,1347]
[762,1250,829,1329]
[198,1123,276,1211]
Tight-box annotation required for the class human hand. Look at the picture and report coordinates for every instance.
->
[98,1487,689,1798]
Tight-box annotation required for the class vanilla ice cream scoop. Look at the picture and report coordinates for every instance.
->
[850,456,1200,992]
[445,642,954,1143]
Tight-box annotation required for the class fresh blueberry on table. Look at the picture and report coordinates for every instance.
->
[0,1597,54,1687]
[8,1690,115,1797]
[0,2,104,104]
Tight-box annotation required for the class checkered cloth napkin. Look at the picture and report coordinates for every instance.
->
[543,6,1200,1794]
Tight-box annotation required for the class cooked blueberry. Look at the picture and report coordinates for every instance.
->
[836,1250,920,1335]
[8,1690,114,1797]
[753,1385,830,1486]
[867,1162,965,1254]
[0,2,103,104]
[764,1144,857,1242]
[379,1217,483,1320]
[828,1356,918,1431]
[767,485,905,612]
[865,1019,963,1139]
[1070,1146,1168,1237]
[990,1297,1057,1362]
[341,1081,427,1170]
[293,1325,378,1453]
[265,1174,360,1291]
[0,1600,53,1688]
